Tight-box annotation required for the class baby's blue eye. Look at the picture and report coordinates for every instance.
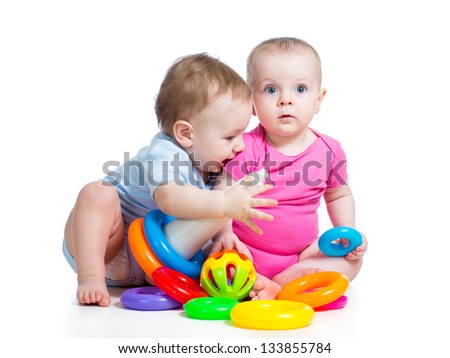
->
[296,85,305,93]
[264,86,277,94]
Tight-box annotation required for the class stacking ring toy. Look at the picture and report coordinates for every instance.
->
[230,300,314,330]
[200,249,256,300]
[128,218,164,278]
[184,297,239,320]
[314,295,348,311]
[277,271,349,308]
[120,286,182,311]
[144,210,205,278]
[318,226,362,256]
[152,267,208,304]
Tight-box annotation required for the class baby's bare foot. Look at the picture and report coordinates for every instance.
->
[249,274,281,300]
[77,275,110,307]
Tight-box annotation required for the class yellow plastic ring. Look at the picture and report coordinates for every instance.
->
[277,271,349,308]
[230,300,314,330]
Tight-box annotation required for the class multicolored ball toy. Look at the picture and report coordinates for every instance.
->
[200,249,256,300]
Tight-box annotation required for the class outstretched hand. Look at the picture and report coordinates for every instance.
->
[223,175,277,235]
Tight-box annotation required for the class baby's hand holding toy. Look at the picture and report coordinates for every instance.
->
[318,226,367,260]
[210,232,253,260]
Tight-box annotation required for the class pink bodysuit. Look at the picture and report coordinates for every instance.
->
[224,125,348,279]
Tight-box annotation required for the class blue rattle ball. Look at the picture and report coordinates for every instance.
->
[318,226,362,257]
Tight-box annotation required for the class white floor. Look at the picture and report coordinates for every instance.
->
[58,271,368,339]
[50,263,374,358]
[15,227,443,358]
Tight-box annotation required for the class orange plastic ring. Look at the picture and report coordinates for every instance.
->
[128,217,163,278]
[277,271,349,308]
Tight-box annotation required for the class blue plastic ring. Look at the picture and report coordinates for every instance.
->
[120,286,182,311]
[143,210,205,279]
[318,226,363,256]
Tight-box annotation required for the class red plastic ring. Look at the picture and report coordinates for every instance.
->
[152,267,208,304]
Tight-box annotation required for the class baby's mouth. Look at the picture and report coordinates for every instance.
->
[279,114,294,123]
[206,160,223,172]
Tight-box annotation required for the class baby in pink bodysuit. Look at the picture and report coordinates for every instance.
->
[211,37,368,300]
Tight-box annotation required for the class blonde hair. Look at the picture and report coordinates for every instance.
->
[155,53,251,135]
[247,37,322,88]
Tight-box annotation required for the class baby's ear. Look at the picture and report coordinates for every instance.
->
[173,119,194,148]
[314,88,327,114]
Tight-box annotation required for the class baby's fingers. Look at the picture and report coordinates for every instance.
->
[251,197,278,208]
[346,247,365,260]
[246,183,274,196]
[243,217,264,235]
[248,208,274,222]
[209,241,224,255]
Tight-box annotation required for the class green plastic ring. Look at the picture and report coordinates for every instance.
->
[184,297,239,320]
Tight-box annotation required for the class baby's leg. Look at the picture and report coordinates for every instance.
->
[300,238,363,281]
[273,266,323,288]
[250,267,328,300]
[273,239,363,288]
[64,181,124,306]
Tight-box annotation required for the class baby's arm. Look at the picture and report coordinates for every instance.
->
[324,184,367,259]
[207,170,264,258]
[154,175,277,234]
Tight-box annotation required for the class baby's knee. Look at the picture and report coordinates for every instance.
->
[78,181,119,209]
[346,258,363,281]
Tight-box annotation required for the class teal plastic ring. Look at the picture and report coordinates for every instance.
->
[318,226,362,256]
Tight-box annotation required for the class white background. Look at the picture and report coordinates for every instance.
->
[1,0,449,356]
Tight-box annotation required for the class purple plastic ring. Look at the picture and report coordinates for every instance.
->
[120,286,183,311]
